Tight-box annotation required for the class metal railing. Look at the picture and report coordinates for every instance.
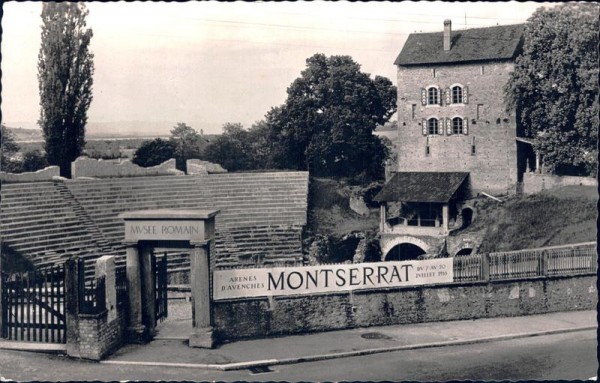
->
[453,242,597,282]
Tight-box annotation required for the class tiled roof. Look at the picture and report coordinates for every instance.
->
[374,172,469,203]
[394,24,525,66]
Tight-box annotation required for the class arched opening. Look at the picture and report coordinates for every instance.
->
[461,208,473,228]
[455,248,473,256]
[385,243,426,261]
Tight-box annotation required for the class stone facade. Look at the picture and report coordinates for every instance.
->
[396,61,520,196]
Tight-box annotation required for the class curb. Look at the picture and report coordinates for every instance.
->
[99,325,596,371]
[0,341,66,354]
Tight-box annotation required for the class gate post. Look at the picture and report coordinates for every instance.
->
[189,240,213,348]
[65,257,81,358]
[125,242,147,343]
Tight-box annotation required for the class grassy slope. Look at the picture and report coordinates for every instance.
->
[462,185,597,252]
[308,178,380,237]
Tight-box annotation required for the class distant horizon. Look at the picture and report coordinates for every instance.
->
[3,120,232,135]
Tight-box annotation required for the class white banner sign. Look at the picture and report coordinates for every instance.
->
[213,258,453,300]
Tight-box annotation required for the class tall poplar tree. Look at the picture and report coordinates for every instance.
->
[38,2,94,177]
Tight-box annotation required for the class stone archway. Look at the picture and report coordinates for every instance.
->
[455,247,473,256]
[380,235,431,261]
[119,209,219,348]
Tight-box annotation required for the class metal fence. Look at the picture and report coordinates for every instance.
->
[454,242,597,282]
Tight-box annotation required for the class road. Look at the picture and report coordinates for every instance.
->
[0,330,596,381]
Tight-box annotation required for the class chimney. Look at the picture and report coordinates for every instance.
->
[444,19,452,51]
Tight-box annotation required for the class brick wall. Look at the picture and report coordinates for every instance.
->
[77,310,127,360]
[212,274,596,341]
[396,61,519,195]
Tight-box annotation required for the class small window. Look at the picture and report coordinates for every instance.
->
[412,104,416,119]
[452,117,464,134]
[427,87,439,105]
[427,118,439,135]
[452,86,463,104]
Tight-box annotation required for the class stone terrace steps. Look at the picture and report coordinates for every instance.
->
[1,172,308,271]
[64,173,308,268]
[0,182,115,269]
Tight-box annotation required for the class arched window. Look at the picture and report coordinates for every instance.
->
[428,118,439,135]
[452,117,464,134]
[427,87,439,105]
[452,85,463,104]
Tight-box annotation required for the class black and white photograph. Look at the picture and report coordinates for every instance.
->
[0,1,597,381]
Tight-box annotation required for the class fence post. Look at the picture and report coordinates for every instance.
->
[64,257,81,358]
[95,256,116,321]
[481,253,490,282]
[592,247,598,273]
[541,251,549,277]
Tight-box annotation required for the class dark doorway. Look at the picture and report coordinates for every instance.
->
[461,208,473,228]
[385,243,426,261]
[455,248,473,256]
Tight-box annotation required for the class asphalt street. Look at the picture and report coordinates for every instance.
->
[0,330,596,381]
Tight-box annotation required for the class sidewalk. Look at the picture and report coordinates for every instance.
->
[101,310,597,371]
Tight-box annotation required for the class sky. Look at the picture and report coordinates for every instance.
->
[1,1,557,135]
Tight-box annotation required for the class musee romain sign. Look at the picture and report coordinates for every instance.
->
[213,258,453,300]
[119,209,218,242]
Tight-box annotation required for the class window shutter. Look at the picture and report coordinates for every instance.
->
[421,88,427,106]
[438,87,443,106]
[463,86,469,104]
[445,88,451,105]
[446,118,452,135]
[463,118,469,135]
[422,119,427,135]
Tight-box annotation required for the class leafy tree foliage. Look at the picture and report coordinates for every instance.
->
[38,2,94,178]
[203,123,255,172]
[505,3,599,175]
[265,54,396,179]
[21,150,49,173]
[169,123,205,171]
[133,138,177,168]
[1,125,21,173]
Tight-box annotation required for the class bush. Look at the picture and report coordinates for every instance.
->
[133,138,176,167]
[21,150,49,172]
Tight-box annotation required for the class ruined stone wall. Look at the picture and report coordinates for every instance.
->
[71,157,183,178]
[213,274,596,341]
[0,166,60,183]
[396,61,519,195]
[523,173,598,194]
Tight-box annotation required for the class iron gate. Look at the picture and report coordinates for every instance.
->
[154,254,168,323]
[1,265,66,343]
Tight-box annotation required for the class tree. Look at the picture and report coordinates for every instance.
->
[133,138,176,167]
[265,54,396,180]
[505,3,599,176]
[203,123,254,172]
[169,123,205,171]
[38,2,94,178]
[1,125,21,173]
[21,150,49,173]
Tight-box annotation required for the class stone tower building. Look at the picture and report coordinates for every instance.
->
[375,21,530,261]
